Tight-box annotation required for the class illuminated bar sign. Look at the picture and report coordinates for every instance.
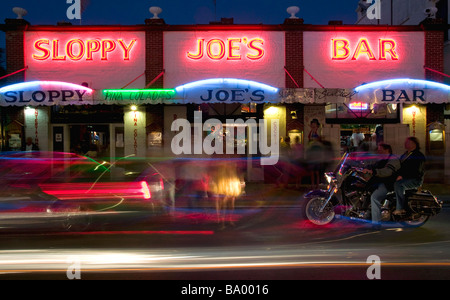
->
[349,102,368,110]
[174,78,279,103]
[164,31,285,89]
[25,32,146,90]
[187,37,264,61]
[102,89,176,103]
[0,81,94,106]
[32,38,137,61]
[332,38,399,61]
[354,79,450,104]
[303,32,425,89]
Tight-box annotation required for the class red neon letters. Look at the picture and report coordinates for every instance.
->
[187,38,265,61]
[332,38,399,61]
[32,38,137,61]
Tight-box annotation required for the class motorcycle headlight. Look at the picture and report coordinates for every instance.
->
[325,173,334,184]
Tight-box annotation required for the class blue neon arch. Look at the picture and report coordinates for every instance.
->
[355,78,450,92]
[175,78,279,93]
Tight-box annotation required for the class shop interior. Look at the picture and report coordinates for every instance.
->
[69,124,110,159]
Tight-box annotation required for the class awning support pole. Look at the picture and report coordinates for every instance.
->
[145,70,165,88]
[0,66,28,81]
[121,72,145,89]
[284,66,300,88]
[424,66,450,78]
[303,67,325,88]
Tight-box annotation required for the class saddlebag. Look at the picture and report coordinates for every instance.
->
[407,190,443,216]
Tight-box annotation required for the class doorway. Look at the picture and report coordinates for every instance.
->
[69,124,110,158]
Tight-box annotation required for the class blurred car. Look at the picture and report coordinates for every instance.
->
[0,151,169,232]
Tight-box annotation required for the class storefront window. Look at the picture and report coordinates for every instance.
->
[51,105,124,123]
[325,103,398,120]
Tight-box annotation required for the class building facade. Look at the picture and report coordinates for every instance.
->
[1,14,448,182]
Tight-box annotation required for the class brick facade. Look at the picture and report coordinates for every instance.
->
[3,19,28,84]
[145,19,165,89]
[425,30,445,82]
[284,30,303,88]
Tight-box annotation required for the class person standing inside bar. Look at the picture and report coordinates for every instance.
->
[22,137,39,151]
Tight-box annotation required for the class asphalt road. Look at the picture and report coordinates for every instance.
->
[0,196,449,282]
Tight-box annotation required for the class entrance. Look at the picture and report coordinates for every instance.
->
[340,124,382,153]
[69,124,110,158]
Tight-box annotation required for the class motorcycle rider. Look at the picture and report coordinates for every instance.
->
[393,137,426,215]
[362,143,400,226]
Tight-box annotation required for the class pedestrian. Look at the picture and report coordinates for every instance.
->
[276,136,292,188]
[22,137,39,151]
[291,136,305,189]
[305,137,324,189]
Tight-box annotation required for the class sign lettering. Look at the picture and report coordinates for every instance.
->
[381,89,426,102]
[332,38,398,61]
[199,89,265,102]
[3,90,87,103]
[187,38,264,61]
[0,81,93,106]
[32,38,137,61]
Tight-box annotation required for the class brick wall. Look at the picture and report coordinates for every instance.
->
[425,30,445,82]
[284,30,303,88]
[4,19,28,84]
[145,20,165,89]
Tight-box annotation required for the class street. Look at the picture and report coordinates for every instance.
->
[0,186,449,281]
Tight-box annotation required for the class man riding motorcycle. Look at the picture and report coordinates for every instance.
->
[362,143,400,226]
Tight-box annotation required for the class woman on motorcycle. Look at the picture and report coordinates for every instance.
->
[393,137,426,215]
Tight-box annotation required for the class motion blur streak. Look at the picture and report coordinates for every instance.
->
[50,230,215,235]
[1,245,450,275]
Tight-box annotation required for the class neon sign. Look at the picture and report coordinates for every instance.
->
[102,89,176,101]
[187,38,265,61]
[0,81,93,106]
[32,38,138,61]
[175,78,279,103]
[349,102,368,110]
[353,79,450,104]
[332,38,399,61]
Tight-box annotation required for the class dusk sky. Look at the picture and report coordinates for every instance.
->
[0,0,359,60]
[0,0,358,26]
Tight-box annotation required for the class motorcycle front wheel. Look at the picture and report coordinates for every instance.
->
[304,197,335,226]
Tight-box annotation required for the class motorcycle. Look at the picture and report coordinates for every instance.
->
[303,152,443,227]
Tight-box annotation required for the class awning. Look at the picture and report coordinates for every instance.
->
[0,81,94,106]
[352,78,450,104]
[2,78,448,107]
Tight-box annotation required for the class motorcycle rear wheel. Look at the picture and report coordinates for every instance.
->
[403,214,429,227]
[304,197,335,226]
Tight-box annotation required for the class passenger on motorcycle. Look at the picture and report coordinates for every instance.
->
[362,143,400,225]
[393,137,426,216]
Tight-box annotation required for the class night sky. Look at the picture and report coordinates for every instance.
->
[0,0,358,63]
[0,0,357,26]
